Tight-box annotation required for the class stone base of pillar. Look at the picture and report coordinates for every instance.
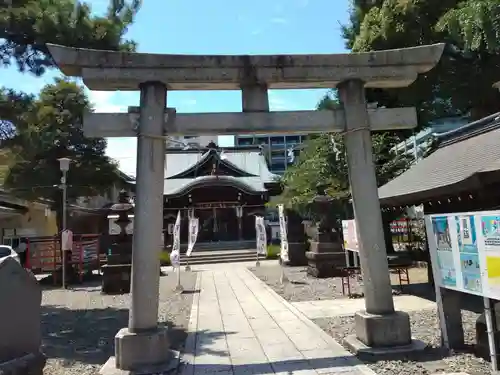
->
[305,240,346,278]
[100,327,179,375]
[344,310,426,358]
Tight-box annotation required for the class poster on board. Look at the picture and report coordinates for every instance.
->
[480,215,500,293]
[455,215,481,293]
[430,216,457,287]
[341,219,359,252]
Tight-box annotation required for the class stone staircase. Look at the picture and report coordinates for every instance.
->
[180,248,259,265]
[189,240,256,252]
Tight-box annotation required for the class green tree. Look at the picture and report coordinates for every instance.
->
[1,79,120,230]
[342,0,500,123]
[0,0,141,75]
[278,91,411,218]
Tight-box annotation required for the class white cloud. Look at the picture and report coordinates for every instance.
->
[251,29,263,35]
[87,90,129,113]
[269,92,291,111]
[85,90,138,174]
[182,99,197,106]
[106,138,137,176]
[270,17,287,24]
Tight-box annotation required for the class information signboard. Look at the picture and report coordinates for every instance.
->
[425,210,500,299]
[342,219,359,253]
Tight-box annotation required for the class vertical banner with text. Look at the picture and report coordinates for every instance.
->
[255,216,267,256]
[278,204,289,263]
[186,217,199,257]
[170,211,181,268]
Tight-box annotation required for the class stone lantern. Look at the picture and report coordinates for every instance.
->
[102,190,134,294]
[305,183,345,277]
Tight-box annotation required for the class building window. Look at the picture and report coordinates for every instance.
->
[270,136,285,145]
[256,137,269,145]
[238,138,253,146]
[270,159,286,171]
[286,135,300,144]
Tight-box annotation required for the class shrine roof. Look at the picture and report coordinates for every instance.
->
[378,112,500,206]
[163,147,279,196]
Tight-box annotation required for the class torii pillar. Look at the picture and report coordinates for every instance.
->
[47,43,444,373]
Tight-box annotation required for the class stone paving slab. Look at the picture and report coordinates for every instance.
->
[291,295,436,319]
[179,267,376,375]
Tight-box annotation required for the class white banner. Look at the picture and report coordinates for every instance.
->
[255,216,267,256]
[170,211,181,267]
[186,217,199,257]
[278,204,289,262]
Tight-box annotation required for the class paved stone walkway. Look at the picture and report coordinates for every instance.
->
[292,295,435,320]
[180,267,375,375]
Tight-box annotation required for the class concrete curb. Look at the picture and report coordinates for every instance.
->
[177,272,201,375]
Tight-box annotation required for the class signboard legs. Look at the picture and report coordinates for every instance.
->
[424,216,464,351]
[484,297,499,372]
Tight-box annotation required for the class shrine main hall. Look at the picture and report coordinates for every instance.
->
[161,142,281,246]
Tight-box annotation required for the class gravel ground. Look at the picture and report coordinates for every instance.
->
[250,265,491,375]
[250,265,431,302]
[41,270,198,375]
[315,310,492,375]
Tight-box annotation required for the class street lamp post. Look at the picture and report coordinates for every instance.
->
[58,157,71,289]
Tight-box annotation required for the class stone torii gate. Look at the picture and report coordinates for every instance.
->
[47,43,444,374]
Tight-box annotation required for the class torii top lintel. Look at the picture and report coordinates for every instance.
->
[46,43,445,91]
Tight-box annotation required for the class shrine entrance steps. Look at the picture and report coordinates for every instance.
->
[180,248,258,266]
[191,240,256,252]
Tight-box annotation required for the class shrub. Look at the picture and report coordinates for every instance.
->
[266,244,280,259]
[160,250,171,266]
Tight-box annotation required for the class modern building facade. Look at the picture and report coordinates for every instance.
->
[166,135,217,149]
[392,116,469,161]
[235,134,307,174]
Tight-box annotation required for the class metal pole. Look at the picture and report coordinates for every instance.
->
[62,170,67,289]
[176,261,182,292]
[484,297,498,372]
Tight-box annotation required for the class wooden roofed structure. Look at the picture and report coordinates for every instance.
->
[378,112,500,215]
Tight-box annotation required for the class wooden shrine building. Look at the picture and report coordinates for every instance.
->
[378,112,500,215]
[162,142,281,246]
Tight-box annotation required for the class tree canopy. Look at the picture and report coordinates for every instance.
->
[1,79,120,229]
[342,0,500,122]
[0,0,141,75]
[277,92,412,218]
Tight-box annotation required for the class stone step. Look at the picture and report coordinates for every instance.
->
[180,255,260,265]
[179,249,261,265]
[171,241,257,252]
[187,249,256,259]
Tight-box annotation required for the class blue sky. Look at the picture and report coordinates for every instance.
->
[0,0,350,175]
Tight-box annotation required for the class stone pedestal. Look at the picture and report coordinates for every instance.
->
[102,242,132,295]
[286,242,307,266]
[306,239,346,278]
[355,310,411,347]
[283,209,308,266]
[100,327,178,375]
[344,310,426,358]
[101,264,132,294]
